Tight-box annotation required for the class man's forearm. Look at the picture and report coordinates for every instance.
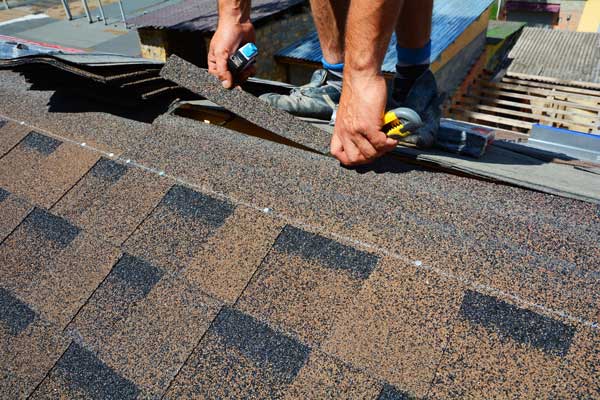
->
[218,0,251,23]
[344,0,404,76]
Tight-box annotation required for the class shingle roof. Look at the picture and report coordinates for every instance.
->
[276,0,495,73]
[508,27,600,88]
[0,68,599,398]
[127,0,305,31]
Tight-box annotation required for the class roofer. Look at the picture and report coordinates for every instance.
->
[208,0,439,166]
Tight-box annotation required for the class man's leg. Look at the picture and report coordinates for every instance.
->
[392,0,433,104]
[310,0,348,65]
[259,0,349,120]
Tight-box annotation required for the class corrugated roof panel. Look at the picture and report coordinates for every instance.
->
[128,0,304,31]
[276,0,494,73]
[508,27,600,87]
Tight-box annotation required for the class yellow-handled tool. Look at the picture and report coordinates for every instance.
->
[382,107,424,140]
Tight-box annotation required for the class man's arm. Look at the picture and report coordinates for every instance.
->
[331,0,404,166]
[208,0,255,88]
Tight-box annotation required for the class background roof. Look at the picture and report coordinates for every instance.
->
[508,27,600,88]
[276,0,495,73]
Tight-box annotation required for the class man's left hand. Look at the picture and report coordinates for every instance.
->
[331,72,398,166]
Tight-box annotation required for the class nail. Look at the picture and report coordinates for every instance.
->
[222,80,230,88]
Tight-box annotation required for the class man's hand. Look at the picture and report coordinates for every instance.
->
[331,72,398,166]
[208,20,256,89]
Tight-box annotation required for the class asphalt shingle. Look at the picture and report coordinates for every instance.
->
[0,207,120,329]
[322,258,464,398]
[0,120,30,157]
[0,188,32,242]
[52,157,172,245]
[123,184,235,273]
[68,270,221,397]
[0,295,70,399]
[160,55,331,154]
[164,306,310,398]
[237,225,380,347]
[0,131,99,209]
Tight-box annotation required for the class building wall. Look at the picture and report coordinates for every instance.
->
[577,0,600,32]
[253,6,315,82]
[502,0,586,30]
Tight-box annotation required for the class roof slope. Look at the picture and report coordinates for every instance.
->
[276,0,495,73]
[508,27,600,88]
[0,69,599,398]
[127,0,304,31]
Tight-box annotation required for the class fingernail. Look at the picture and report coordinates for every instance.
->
[222,80,230,88]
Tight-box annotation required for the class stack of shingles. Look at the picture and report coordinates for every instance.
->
[0,112,598,399]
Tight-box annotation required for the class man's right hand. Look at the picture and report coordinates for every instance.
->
[208,20,256,89]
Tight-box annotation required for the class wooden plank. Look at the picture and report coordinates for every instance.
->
[463,94,600,122]
[501,77,600,98]
[483,81,600,104]
[455,101,599,131]
[452,109,533,129]
[478,87,600,113]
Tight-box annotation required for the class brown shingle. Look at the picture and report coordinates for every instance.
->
[0,131,99,208]
[123,184,235,273]
[0,288,71,399]
[237,225,380,347]
[0,120,30,157]
[0,188,32,242]
[68,273,221,397]
[283,350,383,399]
[322,258,464,398]
[182,207,283,303]
[0,207,120,328]
[52,158,172,245]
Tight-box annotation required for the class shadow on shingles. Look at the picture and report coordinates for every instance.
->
[350,155,428,175]
[16,67,175,124]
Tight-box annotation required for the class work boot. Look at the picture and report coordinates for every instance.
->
[390,69,442,149]
[259,69,341,120]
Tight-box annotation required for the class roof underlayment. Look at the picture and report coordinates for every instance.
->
[0,66,599,398]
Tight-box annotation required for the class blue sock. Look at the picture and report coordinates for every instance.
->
[394,41,431,103]
[322,58,343,92]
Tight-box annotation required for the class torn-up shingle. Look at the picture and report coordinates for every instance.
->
[52,157,172,246]
[459,290,576,357]
[322,259,463,397]
[0,208,120,329]
[165,306,309,398]
[0,287,36,336]
[48,342,140,400]
[123,184,235,272]
[89,157,129,183]
[0,131,99,208]
[160,55,331,154]
[21,131,62,156]
[23,207,80,248]
[274,225,379,280]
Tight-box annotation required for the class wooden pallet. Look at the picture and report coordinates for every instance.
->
[447,74,600,134]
